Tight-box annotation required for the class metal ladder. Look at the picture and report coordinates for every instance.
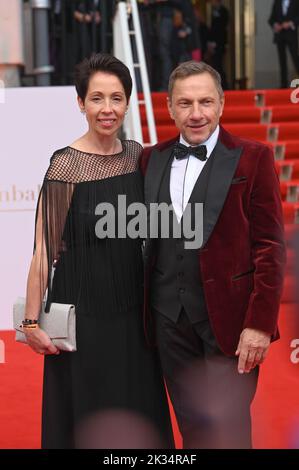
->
[113,0,157,146]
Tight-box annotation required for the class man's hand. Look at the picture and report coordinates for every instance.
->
[178,30,188,38]
[235,328,271,374]
[282,21,295,30]
[273,22,282,33]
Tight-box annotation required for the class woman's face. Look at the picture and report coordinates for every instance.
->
[79,71,128,138]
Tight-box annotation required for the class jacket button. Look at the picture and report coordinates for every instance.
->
[177,254,183,260]
[179,287,185,294]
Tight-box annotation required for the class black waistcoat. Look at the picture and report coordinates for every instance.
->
[150,152,215,323]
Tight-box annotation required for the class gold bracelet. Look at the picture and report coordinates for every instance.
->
[22,324,39,330]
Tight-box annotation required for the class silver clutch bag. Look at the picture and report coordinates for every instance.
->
[13,297,76,352]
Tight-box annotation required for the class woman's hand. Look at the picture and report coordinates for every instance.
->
[24,326,60,355]
[93,11,101,24]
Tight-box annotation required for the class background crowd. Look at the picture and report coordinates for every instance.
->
[1,0,299,91]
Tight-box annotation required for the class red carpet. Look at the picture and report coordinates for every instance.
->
[1,302,299,449]
[0,333,43,449]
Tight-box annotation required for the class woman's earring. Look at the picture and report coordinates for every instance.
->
[81,109,85,115]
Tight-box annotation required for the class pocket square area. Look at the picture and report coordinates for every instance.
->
[231,176,247,184]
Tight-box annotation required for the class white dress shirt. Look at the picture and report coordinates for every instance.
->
[170,125,220,223]
[282,0,290,16]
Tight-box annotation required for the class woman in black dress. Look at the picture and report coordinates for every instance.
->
[22,53,174,449]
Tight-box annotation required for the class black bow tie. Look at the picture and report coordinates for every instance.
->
[173,142,207,162]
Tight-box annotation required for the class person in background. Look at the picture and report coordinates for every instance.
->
[194,4,209,63]
[0,0,24,87]
[207,0,229,89]
[73,0,102,62]
[50,0,75,85]
[154,0,183,91]
[171,9,193,66]
[180,0,202,62]
[269,0,299,88]
[137,0,156,89]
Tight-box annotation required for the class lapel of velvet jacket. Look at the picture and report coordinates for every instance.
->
[144,137,177,205]
[201,127,243,248]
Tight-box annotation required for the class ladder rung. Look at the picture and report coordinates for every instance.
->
[133,63,140,68]
[129,31,136,35]
[138,100,145,105]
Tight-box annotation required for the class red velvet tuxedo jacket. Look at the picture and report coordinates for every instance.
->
[140,126,286,356]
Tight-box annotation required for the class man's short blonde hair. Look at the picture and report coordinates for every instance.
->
[168,61,224,100]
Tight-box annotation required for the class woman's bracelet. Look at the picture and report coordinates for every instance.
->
[22,324,39,330]
[22,319,39,326]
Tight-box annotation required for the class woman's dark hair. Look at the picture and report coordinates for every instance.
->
[74,53,133,103]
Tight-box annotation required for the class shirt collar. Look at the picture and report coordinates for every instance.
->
[179,125,220,159]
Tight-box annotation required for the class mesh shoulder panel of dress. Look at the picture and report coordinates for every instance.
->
[45,140,142,182]
[33,140,143,312]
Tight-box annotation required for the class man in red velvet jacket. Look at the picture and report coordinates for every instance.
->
[140,61,286,448]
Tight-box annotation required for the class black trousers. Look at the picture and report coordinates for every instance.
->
[154,308,259,449]
[276,36,299,88]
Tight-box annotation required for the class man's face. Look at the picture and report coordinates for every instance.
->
[167,73,224,145]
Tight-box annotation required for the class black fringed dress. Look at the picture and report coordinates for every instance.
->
[35,141,173,449]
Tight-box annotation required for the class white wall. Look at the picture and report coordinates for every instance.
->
[0,86,87,329]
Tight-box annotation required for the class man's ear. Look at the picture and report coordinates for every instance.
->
[77,96,85,112]
[219,95,225,118]
[167,97,175,121]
